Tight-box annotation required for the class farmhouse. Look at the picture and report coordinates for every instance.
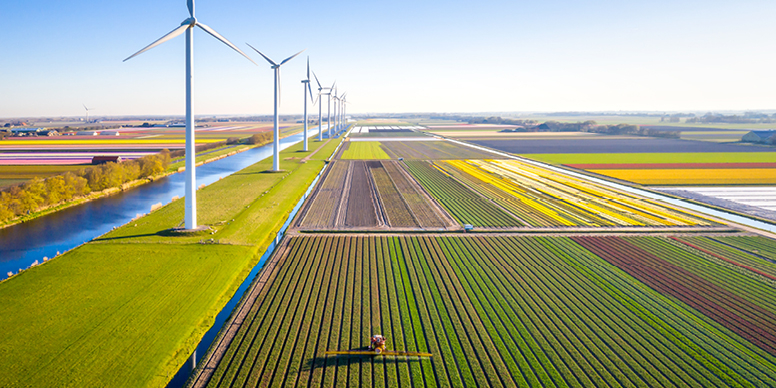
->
[101,131,121,136]
[742,130,776,144]
[77,131,100,136]
[91,156,122,165]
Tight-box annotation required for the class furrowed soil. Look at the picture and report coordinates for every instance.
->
[203,234,776,388]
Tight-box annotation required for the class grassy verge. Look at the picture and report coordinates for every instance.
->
[0,138,341,387]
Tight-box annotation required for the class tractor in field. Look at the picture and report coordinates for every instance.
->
[325,334,433,357]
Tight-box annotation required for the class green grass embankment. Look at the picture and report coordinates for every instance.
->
[0,138,340,388]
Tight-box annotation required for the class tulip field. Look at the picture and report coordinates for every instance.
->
[404,159,713,228]
[203,235,776,388]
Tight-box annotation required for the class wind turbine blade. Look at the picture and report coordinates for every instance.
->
[196,23,257,65]
[187,0,195,17]
[308,82,315,103]
[279,49,305,66]
[246,43,277,66]
[331,81,336,91]
[83,104,89,111]
[312,71,322,89]
[124,23,189,62]
[306,57,310,80]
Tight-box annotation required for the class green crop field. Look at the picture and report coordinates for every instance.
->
[340,142,391,160]
[203,235,776,388]
[0,138,342,387]
[525,152,776,165]
[404,160,519,227]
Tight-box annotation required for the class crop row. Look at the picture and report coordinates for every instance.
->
[368,161,416,227]
[204,235,776,388]
[380,161,450,228]
[673,235,776,279]
[297,160,349,228]
[433,159,712,228]
[404,160,520,227]
[587,168,776,185]
[573,236,776,357]
[380,141,497,160]
[299,160,453,230]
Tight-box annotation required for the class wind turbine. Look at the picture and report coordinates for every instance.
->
[312,72,324,141]
[340,93,348,131]
[300,57,315,152]
[332,89,338,136]
[247,44,304,172]
[124,0,257,230]
[325,81,335,138]
[83,104,93,123]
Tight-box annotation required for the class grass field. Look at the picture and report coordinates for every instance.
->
[589,168,776,185]
[0,138,342,387]
[204,234,776,388]
[526,152,776,165]
[340,142,391,160]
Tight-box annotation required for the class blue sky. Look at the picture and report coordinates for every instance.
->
[1,0,774,117]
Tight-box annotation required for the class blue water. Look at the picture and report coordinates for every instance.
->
[0,124,343,279]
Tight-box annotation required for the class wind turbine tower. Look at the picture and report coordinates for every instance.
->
[313,72,324,141]
[247,44,304,172]
[83,104,92,123]
[301,58,314,152]
[124,0,257,230]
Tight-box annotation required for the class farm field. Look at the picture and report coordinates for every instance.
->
[520,152,776,186]
[656,186,776,223]
[473,138,776,154]
[201,234,776,388]
[0,165,85,188]
[336,140,498,160]
[0,122,300,165]
[380,140,499,160]
[0,138,342,387]
[296,160,454,230]
[405,159,714,228]
[427,129,614,140]
[523,152,776,165]
[588,168,776,185]
[339,142,391,160]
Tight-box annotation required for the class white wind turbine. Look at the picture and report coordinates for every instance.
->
[312,72,325,141]
[124,0,257,230]
[83,104,93,123]
[247,44,305,171]
[323,81,335,139]
[300,57,315,152]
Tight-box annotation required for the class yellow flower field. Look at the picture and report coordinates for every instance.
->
[590,168,776,185]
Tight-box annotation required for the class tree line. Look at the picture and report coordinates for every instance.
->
[0,152,171,222]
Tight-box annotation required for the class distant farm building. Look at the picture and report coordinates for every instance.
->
[742,130,776,144]
[11,128,43,134]
[38,130,59,136]
[101,131,121,136]
[92,156,122,165]
[77,131,100,136]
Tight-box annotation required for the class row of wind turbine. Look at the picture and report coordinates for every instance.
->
[123,0,347,231]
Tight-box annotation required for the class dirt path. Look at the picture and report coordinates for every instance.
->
[300,138,332,163]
